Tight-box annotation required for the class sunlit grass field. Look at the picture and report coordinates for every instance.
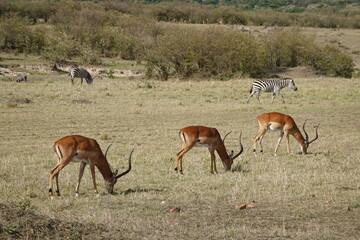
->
[0,64,360,239]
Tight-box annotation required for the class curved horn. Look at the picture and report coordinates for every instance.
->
[104,144,112,158]
[302,119,309,142]
[115,149,134,179]
[222,131,231,142]
[231,132,243,160]
[307,124,320,145]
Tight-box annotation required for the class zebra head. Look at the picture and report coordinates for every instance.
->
[302,120,320,154]
[287,78,298,91]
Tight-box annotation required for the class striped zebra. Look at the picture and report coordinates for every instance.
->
[69,68,93,85]
[246,78,298,104]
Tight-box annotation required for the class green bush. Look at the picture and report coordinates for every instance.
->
[145,26,264,79]
[0,14,46,53]
[315,44,354,78]
[41,34,78,63]
[0,1,355,78]
[145,54,171,81]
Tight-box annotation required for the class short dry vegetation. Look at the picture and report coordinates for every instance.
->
[0,57,360,239]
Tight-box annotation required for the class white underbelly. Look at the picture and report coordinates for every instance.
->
[195,142,210,148]
[71,157,90,164]
[268,122,284,131]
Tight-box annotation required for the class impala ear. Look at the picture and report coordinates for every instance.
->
[229,150,234,157]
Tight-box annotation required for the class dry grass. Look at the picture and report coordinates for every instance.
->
[1,55,360,239]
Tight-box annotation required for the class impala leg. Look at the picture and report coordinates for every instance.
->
[175,150,186,174]
[175,144,194,174]
[253,128,267,155]
[274,132,284,156]
[89,164,98,195]
[55,172,60,196]
[75,162,86,196]
[175,149,183,173]
[54,157,61,196]
[259,132,267,153]
[210,150,217,174]
[285,131,290,153]
[49,160,70,196]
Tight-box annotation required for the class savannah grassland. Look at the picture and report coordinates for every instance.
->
[1,32,360,240]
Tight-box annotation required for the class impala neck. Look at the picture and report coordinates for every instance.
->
[95,155,113,182]
[215,143,231,170]
[292,130,307,154]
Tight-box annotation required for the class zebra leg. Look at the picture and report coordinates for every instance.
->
[246,91,257,103]
[80,78,83,85]
[71,77,75,85]
[271,93,276,103]
[280,93,285,104]
[256,91,261,102]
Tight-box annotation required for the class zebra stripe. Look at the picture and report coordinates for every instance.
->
[69,68,93,85]
[247,78,297,104]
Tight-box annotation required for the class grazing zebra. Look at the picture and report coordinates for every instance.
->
[247,78,298,104]
[69,68,93,85]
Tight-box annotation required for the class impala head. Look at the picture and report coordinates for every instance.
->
[301,120,320,154]
[104,148,134,194]
[287,78,298,91]
[222,132,243,170]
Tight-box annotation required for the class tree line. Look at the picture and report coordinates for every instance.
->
[0,0,355,78]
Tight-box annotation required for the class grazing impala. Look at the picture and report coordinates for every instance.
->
[175,126,243,174]
[49,135,134,196]
[253,112,319,155]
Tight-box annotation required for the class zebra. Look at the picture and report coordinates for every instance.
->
[69,68,93,85]
[246,78,298,104]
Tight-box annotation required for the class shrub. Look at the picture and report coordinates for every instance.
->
[41,33,79,63]
[0,14,47,54]
[145,25,264,79]
[145,54,171,81]
[315,44,354,78]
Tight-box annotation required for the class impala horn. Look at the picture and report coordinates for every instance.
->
[231,132,243,160]
[303,120,320,145]
[222,131,231,142]
[104,144,112,158]
[115,149,134,179]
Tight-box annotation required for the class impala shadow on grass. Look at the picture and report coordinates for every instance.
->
[295,151,324,155]
[120,188,164,195]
